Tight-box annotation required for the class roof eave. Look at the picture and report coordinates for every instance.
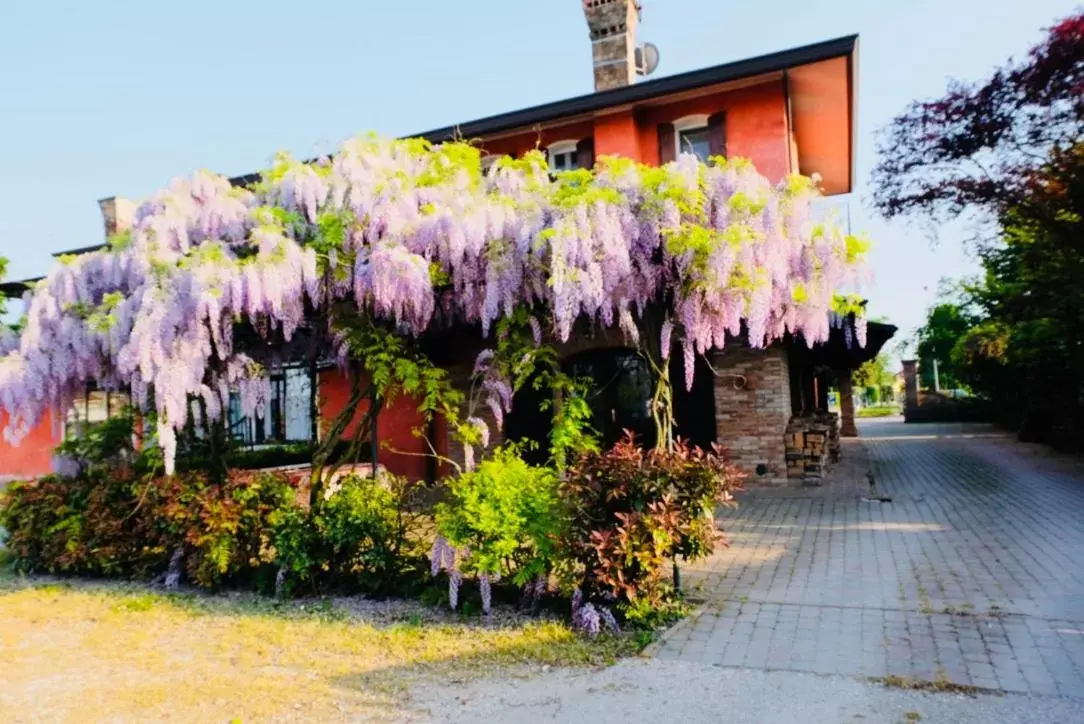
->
[412,34,859,143]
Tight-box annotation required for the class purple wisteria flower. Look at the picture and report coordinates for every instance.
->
[0,137,867,475]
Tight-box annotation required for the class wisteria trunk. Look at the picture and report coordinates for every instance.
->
[639,310,675,452]
[309,363,372,506]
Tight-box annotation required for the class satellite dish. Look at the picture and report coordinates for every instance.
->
[635,42,660,76]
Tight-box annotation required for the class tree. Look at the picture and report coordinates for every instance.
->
[0,140,868,479]
[915,301,975,390]
[872,12,1083,236]
[874,11,1084,448]
[852,354,896,403]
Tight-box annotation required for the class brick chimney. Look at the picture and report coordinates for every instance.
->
[583,0,640,92]
[98,196,135,240]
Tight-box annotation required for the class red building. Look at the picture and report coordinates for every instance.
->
[2,2,891,484]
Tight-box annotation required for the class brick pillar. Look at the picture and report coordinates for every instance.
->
[583,0,640,91]
[711,344,791,484]
[901,359,919,419]
[838,369,858,437]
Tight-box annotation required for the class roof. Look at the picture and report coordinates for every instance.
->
[412,34,856,144]
[788,320,898,371]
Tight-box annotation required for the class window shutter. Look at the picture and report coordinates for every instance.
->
[576,138,595,169]
[708,113,726,159]
[657,122,676,164]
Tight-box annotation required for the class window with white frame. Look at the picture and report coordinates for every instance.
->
[547,140,580,172]
[673,115,711,162]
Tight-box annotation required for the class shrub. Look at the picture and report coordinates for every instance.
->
[435,447,564,586]
[0,473,149,576]
[148,470,298,588]
[0,468,299,588]
[562,433,742,618]
[271,473,427,596]
[52,414,139,477]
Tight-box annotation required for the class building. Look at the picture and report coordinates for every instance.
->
[1,1,893,484]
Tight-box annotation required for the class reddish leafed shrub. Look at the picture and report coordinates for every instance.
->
[562,432,742,615]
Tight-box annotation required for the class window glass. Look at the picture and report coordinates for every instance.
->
[551,150,578,171]
[678,126,711,161]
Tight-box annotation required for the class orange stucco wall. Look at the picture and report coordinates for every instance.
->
[0,408,61,480]
[465,80,791,184]
[318,369,439,482]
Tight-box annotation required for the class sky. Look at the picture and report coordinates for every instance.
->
[1,0,1079,364]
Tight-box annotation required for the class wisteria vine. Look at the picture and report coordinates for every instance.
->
[0,136,867,473]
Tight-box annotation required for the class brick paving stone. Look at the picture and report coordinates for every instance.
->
[652,419,1084,700]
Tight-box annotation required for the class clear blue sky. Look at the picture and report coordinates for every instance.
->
[1,0,1078,363]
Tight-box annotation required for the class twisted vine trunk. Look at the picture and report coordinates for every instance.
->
[309,362,375,507]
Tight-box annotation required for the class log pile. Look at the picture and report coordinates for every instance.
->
[785,412,841,483]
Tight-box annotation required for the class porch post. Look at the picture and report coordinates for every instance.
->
[838,368,858,437]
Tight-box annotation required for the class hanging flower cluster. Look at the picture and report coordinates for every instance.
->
[430,534,500,614]
[0,136,867,472]
[570,587,619,638]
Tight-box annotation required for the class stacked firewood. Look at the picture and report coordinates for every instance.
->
[785,412,841,483]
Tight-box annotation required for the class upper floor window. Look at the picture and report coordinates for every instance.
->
[547,140,581,172]
[673,115,711,161]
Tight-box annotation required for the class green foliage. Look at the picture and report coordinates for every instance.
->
[561,434,743,611]
[622,593,689,630]
[489,306,599,467]
[915,300,975,390]
[856,406,900,418]
[435,447,563,584]
[852,355,895,390]
[910,143,1084,447]
[54,412,141,476]
[271,474,427,596]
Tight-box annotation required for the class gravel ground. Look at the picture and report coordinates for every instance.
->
[407,659,1084,723]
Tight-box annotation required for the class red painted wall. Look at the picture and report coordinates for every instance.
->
[0,408,61,480]
[634,81,790,181]
[477,121,596,160]
[594,112,640,159]
[318,369,438,482]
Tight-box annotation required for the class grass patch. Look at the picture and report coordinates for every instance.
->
[857,406,901,418]
[0,573,640,721]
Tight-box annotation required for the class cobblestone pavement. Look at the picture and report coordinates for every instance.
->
[653,418,1084,699]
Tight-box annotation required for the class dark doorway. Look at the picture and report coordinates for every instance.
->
[566,348,657,449]
[502,372,553,466]
[503,346,719,457]
[671,352,717,449]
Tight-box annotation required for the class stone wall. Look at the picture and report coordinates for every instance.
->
[710,344,792,484]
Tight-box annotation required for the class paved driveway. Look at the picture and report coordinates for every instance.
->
[654,418,1084,698]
